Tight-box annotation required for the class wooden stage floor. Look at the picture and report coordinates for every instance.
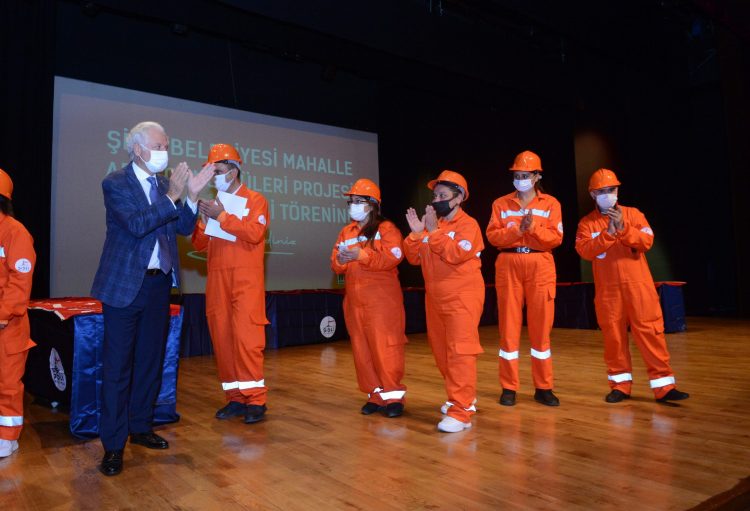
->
[2,317,749,510]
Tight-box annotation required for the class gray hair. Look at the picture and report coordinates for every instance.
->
[126,121,166,160]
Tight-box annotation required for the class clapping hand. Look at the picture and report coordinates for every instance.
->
[167,162,190,202]
[198,196,225,220]
[405,207,426,233]
[520,211,534,232]
[424,205,438,232]
[188,164,215,202]
[605,205,624,232]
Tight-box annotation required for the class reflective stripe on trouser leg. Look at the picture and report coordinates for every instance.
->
[0,346,28,440]
[595,286,633,394]
[525,261,555,390]
[621,282,676,399]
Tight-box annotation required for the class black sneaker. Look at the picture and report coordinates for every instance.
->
[499,389,517,406]
[244,404,267,424]
[656,389,690,403]
[361,402,382,415]
[384,402,404,418]
[534,389,560,407]
[605,389,631,403]
[215,401,248,419]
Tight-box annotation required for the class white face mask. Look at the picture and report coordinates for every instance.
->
[595,193,618,210]
[513,178,533,192]
[140,145,169,173]
[349,203,369,221]
[214,172,234,192]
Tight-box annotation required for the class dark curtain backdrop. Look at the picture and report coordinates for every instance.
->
[2,1,748,316]
[0,0,55,298]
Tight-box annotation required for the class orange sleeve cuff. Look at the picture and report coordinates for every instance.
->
[408,231,424,241]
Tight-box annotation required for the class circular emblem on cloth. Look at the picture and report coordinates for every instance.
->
[320,316,336,338]
[597,252,607,260]
[258,214,267,225]
[15,258,32,273]
[458,240,472,251]
[557,222,564,233]
[391,247,402,259]
[49,348,67,391]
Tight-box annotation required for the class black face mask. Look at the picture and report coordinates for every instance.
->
[432,199,455,218]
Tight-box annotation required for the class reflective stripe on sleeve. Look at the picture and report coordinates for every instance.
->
[0,416,23,427]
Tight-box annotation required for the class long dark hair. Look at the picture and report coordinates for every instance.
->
[359,199,386,246]
[0,196,13,217]
[533,171,545,193]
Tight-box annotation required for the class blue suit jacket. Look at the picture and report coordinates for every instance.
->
[91,163,197,308]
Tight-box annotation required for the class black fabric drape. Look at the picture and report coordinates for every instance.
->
[0,1,55,297]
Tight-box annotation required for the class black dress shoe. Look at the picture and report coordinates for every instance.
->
[361,402,383,415]
[384,402,404,418]
[605,389,631,403]
[657,389,690,403]
[499,389,516,407]
[534,389,560,407]
[99,449,123,476]
[130,432,169,449]
[216,401,248,419]
[244,404,267,424]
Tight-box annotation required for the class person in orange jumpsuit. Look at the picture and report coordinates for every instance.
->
[0,168,36,458]
[192,144,270,424]
[486,150,562,407]
[331,179,408,418]
[404,170,485,433]
[575,168,689,404]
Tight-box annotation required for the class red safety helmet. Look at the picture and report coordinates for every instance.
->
[344,178,381,203]
[509,150,543,172]
[205,143,242,166]
[0,168,13,200]
[427,169,469,200]
[588,168,621,191]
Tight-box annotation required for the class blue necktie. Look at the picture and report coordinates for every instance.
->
[147,176,172,274]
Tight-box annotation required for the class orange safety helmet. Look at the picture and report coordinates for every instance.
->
[205,143,242,166]
[0,168,13,200]
[509,150,543,172]
[588,168,621,191]
[427,169,469,200]
[344,178,381,203]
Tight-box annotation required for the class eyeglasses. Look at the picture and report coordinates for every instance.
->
[347,198,369,205]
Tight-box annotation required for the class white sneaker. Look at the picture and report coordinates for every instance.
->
[0,440,19,458]
[437,416,472,433]
[440,398,478,415]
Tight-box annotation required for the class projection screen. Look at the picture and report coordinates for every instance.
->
[51,76,379,295]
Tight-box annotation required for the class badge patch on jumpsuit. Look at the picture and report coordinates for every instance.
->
[15,258,32,273]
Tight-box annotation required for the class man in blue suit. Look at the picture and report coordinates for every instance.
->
[91,121,213,476]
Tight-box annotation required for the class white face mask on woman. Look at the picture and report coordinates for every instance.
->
[349,203,368,221]
[595,193,618,210]
[513,178,533,192]
[140,145,169,173]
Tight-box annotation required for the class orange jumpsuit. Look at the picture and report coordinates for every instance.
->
[404,209,485,423]
[192,184,269,406]
[0,213,36,441]
[331,220,407,405]
[486,192,562,391]
[575,205,677,399]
